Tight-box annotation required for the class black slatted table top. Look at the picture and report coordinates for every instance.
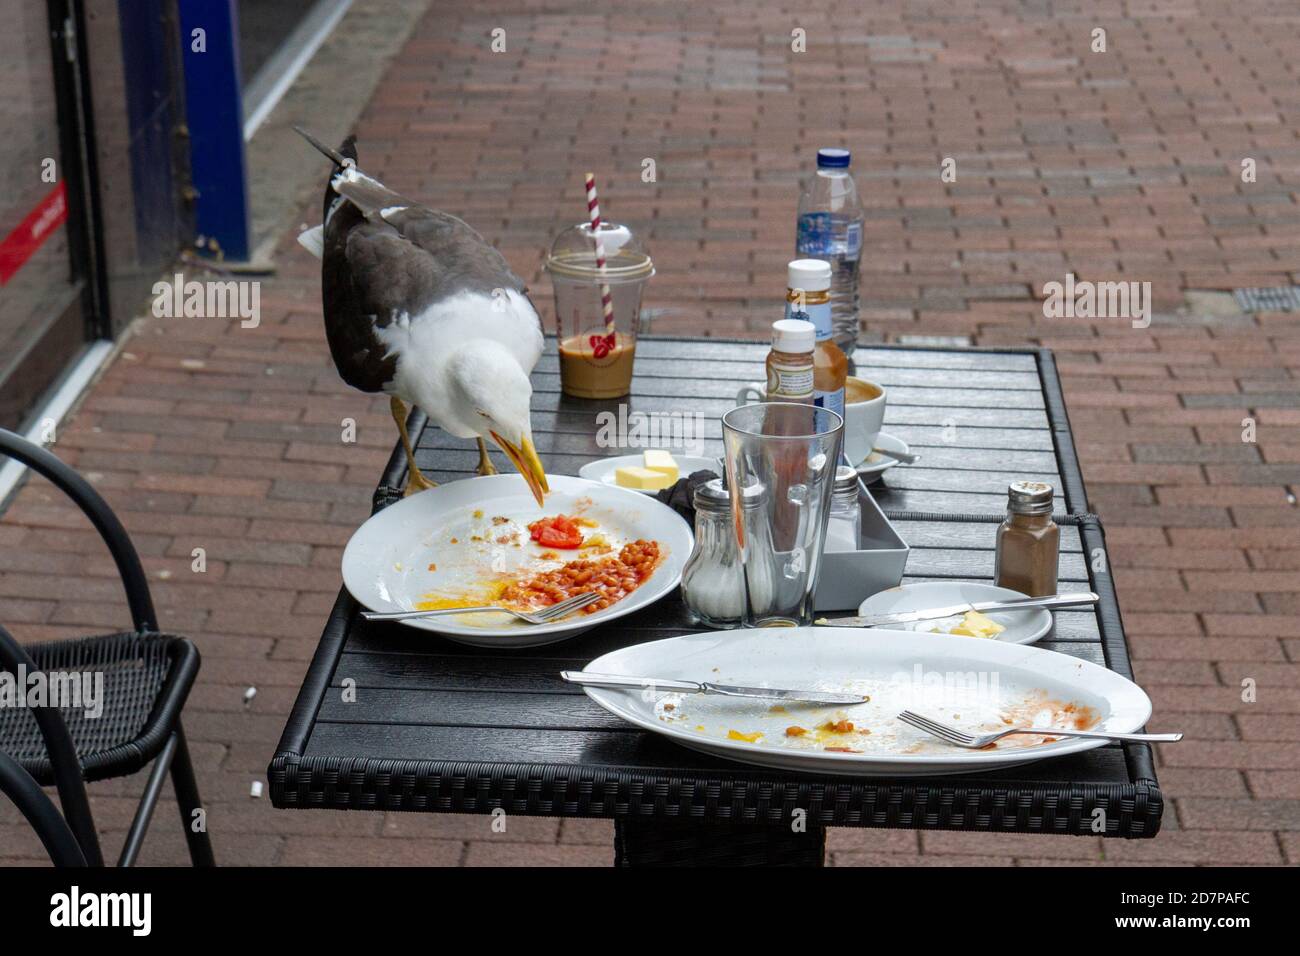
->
[270,339,1163,838]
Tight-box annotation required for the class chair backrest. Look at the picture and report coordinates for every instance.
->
[0,428,157,632]
[0,623,103,865]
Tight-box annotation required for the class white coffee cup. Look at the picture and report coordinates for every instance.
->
[737,378,885,465]
[843,377,887,466]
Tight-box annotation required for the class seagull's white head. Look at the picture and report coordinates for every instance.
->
[447,340,548,506]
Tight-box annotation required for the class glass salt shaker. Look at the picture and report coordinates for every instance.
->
[824,466,861,553]
[680,479,746,628]
[680,478,770,628]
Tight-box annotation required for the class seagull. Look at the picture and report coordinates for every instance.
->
[293,128,548,504]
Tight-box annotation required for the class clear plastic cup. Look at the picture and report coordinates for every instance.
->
[545,221,654,399]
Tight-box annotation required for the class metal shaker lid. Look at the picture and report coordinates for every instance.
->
[832,465,859,495]
[1007,480,1054,515]
[694,476,765,511]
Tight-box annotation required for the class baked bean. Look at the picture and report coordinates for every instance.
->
[499,540,661,613]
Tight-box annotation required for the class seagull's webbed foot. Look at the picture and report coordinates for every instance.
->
[390,395,438,496]
[475,437,498,477]
[403,467,438,496]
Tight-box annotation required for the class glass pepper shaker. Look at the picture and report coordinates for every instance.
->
[824,465,861,553]
[994,481,1059,597]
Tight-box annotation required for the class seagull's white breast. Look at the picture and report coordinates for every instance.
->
[373,288,543,438]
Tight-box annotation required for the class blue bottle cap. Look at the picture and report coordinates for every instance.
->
[816,148,851,168]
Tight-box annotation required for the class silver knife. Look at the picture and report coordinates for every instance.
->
[818,591,1100,628]
[560,671,867,705]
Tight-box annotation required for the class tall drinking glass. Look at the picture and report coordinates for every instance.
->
[721,402,844,627]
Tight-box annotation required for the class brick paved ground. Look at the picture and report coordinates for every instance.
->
[2,1,1298,865]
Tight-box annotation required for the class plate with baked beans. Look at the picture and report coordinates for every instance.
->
[341,474,694,647]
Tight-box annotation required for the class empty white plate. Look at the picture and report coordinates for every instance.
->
[858,581,1053,645]
[576,627,1151,776]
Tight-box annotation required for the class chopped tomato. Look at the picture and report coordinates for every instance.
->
[527,514,584,549]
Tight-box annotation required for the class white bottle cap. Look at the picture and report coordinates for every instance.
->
[787,258,832,292]
[772,318,815,353]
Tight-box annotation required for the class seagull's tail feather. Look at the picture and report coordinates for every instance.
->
[294,126,413,222]
[293,127,361,226]
[323,135,359,224]
[293,126,352,165]
[330,166,414,219]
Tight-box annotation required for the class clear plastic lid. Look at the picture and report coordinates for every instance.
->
[544,221,654,284]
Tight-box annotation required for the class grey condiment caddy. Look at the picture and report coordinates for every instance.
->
[813,482,910,611]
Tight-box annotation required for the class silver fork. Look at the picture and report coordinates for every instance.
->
[897,710,1183,749]
[362,591,600,624]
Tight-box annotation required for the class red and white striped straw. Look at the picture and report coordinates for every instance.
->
[584,172,616,337]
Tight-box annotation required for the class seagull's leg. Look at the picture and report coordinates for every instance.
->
[475,437,498,477]
[390,396,438,495]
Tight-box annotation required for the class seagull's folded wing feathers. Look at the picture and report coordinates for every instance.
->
[323,194,542,394]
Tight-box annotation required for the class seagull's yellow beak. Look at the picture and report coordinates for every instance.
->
[490,431,548,507]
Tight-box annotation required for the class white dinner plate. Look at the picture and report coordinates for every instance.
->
[854,432,910,478]
[577,454,719,493]
[857,581,1053,645]
[341,474,693,647]
[577,627,1151,776]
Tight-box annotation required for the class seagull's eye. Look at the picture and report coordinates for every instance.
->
[474,409,491,419]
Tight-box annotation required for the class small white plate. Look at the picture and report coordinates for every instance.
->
[578,454,718,494]
[854,432,910,477]
[577,627,1151,776]
[858,581,1053,645]
[341,474,693,648]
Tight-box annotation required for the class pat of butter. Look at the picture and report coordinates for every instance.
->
[642,449,679,481]
[949,610,1005,638]
[614,465,675,490]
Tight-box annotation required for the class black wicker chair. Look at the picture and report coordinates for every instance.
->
[0,428,214,866]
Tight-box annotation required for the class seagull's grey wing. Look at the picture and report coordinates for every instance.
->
[332,165,530,299]
[377,204,529,299]
[379,206,545,374]
[320,204,414,392]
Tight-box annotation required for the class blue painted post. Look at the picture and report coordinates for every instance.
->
[178,0,251,262]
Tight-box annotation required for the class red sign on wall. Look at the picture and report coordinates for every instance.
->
[0,181,69,286]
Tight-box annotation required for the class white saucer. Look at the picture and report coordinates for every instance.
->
[577,454,718,494]
[854,432,910,478]
[857,581,1054,645]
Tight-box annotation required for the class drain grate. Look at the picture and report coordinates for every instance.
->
[1233,286,1300,312]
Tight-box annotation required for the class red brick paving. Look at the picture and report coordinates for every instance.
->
[2,1,1298,865]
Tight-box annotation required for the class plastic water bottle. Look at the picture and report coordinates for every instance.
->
[796,148,864,356]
